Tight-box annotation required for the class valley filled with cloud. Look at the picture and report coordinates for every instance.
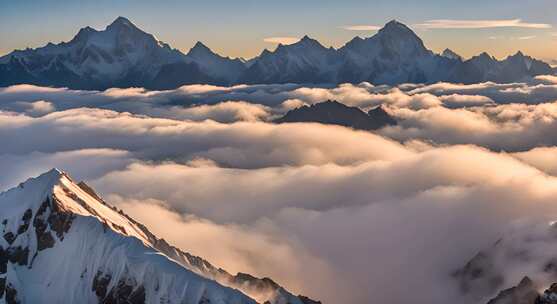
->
[2,78,557,303]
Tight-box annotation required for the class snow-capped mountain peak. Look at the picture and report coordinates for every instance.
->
[106,16,137,31]
[188,41,213,56]
[380,19,416,35]
[374,19,429,57]
[0,169,317,304]
[442,48,463,61]
[299,35,318,45]
[0,17,553,89]
[185,41,246,83]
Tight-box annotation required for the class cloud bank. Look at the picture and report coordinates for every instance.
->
[2,80,557,303]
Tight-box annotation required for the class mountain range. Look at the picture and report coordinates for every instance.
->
[0,169,319,304]
[0,17,554,90]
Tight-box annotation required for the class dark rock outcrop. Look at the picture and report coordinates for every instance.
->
[93,271,146,304]
[275,100,397,130]
[486,277,539,304]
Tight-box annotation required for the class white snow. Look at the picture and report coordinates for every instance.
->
[0,169,307,304]
[0,169,257,304]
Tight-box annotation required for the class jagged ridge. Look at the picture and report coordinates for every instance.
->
[275,100,397,131]
[0,17,553,90]
[0,169,318,304]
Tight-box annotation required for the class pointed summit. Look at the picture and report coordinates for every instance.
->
[373,19,428,57]
[70,26,97,43]
[287,35,326,50]
[108,16,134,28]
[477,52,495,61]
[188,41,214,56]
[15,168,64,192]
[106,16,143,33]
[384,19,406,28]
[512,50,525,58]
[376,19,420,39]
[298,35,321,45]
[193,41,210,50]
[442,48,463,61]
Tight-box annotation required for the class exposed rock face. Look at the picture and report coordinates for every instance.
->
[537,283,557,304]
[484,278,557,304]
[275,100,397,130]
[93,271,146,304]
[297,295,322,304]
[486,277,539,304]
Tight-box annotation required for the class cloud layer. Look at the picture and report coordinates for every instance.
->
[2,80,557,303]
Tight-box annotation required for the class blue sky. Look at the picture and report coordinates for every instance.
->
[1,0,555,61]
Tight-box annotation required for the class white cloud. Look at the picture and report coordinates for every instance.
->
[0,149,133,191]
[263,37,300,45]
[167,101,271,122]
[107,195,337,302]
[513,147,557,176]
[341,25,381,31]
[88,145,557,304]
[417,19,551,29]
[4,81,557,303]
[0,108,411,167]
[535,75,557,84]
[13,100,56,116]
[439,94,495,107]
[518,35,536,40]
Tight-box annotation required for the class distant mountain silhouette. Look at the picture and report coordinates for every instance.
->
[0,17,554,90]
[275,100,397,130]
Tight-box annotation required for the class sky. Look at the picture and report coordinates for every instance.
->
[0,0,556,61]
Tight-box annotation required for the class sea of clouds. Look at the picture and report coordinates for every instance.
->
[2,76,557,303]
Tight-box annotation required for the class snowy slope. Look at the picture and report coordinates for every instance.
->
[0,169,317,304]
[239,36,339,84]
[441,49,463,61]
[186,42,246,83]
[0,17,187,87]
[0,17,243,89]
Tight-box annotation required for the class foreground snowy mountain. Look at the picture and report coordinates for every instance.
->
[0,169,318,304]
[0,17,553,89]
